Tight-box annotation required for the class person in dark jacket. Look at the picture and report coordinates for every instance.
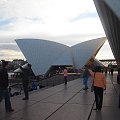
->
[0,61,14,112]
[117,68,120,108]
[20,63,31,100]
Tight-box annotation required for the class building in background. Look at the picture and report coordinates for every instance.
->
[15,37,106,76]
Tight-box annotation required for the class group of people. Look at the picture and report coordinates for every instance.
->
[0,60,119,112]
[82,66,106,111]
[0,61,31,112]
[63,66,107,111]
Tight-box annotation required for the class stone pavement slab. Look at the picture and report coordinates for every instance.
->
[90,107,120,120]
[1,74,120,120]
[47,104,92,120]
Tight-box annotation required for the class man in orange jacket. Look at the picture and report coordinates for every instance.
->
[89,66,106,111]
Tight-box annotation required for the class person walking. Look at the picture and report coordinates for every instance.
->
[0,61,14,112]
[105,67,108,76]
[63,68,68,85]
[82,66,90,90]
[117,68,120,108]
[89,66,106,111]
[20,63,31,100]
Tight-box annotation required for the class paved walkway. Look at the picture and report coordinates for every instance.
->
[0,73,120,120]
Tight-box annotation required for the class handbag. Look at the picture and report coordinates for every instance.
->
[91,73,95,92]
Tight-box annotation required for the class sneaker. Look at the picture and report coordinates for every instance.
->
[98,108,101,111]
[93,108,98,110]
[83,88,88,90]
[22,97,29,100]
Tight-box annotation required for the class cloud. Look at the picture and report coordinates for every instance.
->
[0,0,103,36]
[0,42,19,51]
[0,18,12,26]
[0,49,25,60]
[0,17,16,31]
[70,12,98,22]
[0,0,114,60]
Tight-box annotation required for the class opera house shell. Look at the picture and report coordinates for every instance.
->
[15,37,106,76]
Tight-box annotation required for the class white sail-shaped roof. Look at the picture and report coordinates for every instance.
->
[71,37,106,69]
[16,39,71,75]
[93,58,105,67]
[15,37,106,76]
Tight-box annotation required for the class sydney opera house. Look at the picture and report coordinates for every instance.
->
[15,0,120,77]
[15,37,106,76]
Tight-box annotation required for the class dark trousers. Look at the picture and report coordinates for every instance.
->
[118,93,120,108]
[0,88,12,111]
[23,84,29,98]
[94,86,103,109]
[64,76,67,85]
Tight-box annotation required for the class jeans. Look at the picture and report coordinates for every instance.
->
[83,77,88,89]
[118,93,120,108]
[0,88,12,111]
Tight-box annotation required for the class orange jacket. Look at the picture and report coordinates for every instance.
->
[89,70,106,89]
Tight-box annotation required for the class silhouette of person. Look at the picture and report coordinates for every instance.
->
[63,68,68,85]
[105,67,108,76]
[20,63,31,100]
[117,68,120,108]
[0,60,14,112]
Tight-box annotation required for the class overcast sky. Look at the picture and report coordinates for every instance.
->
[0,0,114,60]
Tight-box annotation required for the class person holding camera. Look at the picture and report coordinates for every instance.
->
[20,63,31,100]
